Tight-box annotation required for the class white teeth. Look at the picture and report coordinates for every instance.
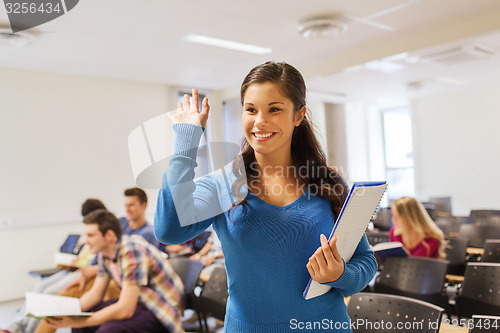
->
[254,132,274,138]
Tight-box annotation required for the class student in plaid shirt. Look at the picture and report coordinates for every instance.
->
[45,209,185,333]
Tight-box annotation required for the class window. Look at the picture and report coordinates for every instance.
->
[382,108,415,200]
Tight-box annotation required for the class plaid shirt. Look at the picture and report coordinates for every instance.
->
[98,235,185,333]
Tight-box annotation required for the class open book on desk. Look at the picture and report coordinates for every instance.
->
[373,241,409,261]
[303,181,388,300]
[25,293,92,319]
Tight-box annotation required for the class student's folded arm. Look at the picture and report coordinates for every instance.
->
[325,234,378,296]
[83,284,141,327]
[155,124,221,245]
[79,274,110,312]
[412,238,439,257]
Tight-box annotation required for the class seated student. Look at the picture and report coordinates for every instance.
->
[63,187,158,292]
[34,187,158,333]
[45,209,184,333]
[4,199,104,333]
[389,196,446,258]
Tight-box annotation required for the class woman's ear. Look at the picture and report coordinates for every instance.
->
[294,106,306,127]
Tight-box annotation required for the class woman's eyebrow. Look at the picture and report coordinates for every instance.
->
[243,101,285,106]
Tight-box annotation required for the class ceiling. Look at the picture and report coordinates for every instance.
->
[1,0,500,106]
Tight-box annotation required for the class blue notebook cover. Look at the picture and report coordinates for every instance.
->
[373,242,409,261]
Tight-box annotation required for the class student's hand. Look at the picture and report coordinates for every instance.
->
[80,265,98,280]
[45,316,86,328]
[64,266,98,291]
[190,253,202,261]
[167,88,210,127]
[306,234,345,284]
[165,244,185,253]
[202,254,215,266]
[64,274,86,292]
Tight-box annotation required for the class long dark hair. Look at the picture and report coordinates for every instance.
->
[229,61,348,217]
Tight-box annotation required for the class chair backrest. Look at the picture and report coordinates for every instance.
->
[459,224,500,248]
[436,216,467,236]
[428,197,452,216]
[168,257,204,308]
[366,231,390,246]
[445,237,468,265]
[473,215,500,226]
[347,292,443,333]
[470,315,500,333]
[461,263,500,306]
[372,208,393,231]
[471,210,500,220]
[199,266,228,321]
[422,202,437,220]
[377,256,449,295]
[482,240,500,263]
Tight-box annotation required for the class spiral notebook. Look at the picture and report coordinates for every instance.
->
[303,181,387,300]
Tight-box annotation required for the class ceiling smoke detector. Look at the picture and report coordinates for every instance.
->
[297,16,348,38]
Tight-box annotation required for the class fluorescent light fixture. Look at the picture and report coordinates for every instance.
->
[434,77,467,86]
[183,34,272,54]
[364,60,403,72]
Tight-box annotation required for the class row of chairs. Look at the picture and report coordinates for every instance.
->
[372,204,500,235]
[366,230,500,267]
[347,292,500,333]
[372,256,500,319]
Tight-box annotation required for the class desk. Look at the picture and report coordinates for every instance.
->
[466,247,484,255]
[446,274,465,283]
[439,323,469,333]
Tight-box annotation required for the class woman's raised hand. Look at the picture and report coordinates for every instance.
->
[167,88,210,128]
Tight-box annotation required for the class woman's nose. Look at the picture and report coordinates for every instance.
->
[254,112,268,128]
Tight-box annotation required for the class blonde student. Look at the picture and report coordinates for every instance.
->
[155,61,377,332]
[390,196,446,259]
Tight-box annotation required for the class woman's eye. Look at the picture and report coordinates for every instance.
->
[270,108,281,112]
[246,108,256,113]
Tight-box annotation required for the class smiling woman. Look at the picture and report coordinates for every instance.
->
[155,61,378,333]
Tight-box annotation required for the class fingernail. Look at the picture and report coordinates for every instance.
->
[320,234,327,242]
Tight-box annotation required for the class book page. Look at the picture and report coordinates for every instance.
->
[373,242,404,251]
[26,293,92,318]
[330,185,388,262]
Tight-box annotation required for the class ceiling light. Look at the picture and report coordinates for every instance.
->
[364,60,403,72]
[183,34,272,55]
[297,16,348,38]
[433,77,467,86]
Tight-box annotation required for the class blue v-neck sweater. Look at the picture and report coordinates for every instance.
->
[155,124,377,332]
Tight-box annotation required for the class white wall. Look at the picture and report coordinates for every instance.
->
[344,103,386,185]
[411,85,500,216]
[0,68,181,301]
[324,103,348,173]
